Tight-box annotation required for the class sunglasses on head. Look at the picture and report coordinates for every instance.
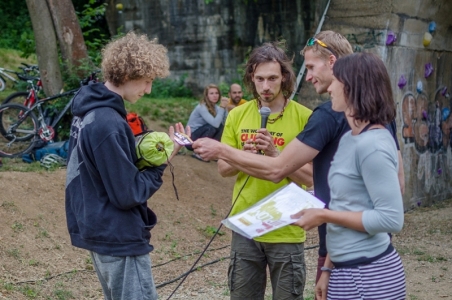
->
[306,37,338,58]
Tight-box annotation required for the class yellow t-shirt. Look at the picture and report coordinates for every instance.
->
[222,100,312,243]
[227,99,247,112]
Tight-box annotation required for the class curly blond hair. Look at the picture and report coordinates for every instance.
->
[101,32,170,86]
[200,84,221,117]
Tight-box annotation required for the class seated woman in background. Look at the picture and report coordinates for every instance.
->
[292,52,406,300]
[187,84,229,161]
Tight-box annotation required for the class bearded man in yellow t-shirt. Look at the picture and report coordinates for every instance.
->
[213,42,313,299]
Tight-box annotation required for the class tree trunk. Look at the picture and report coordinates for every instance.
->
[104,0,119,36]
[46,0,91,74]
[25,0,63,97]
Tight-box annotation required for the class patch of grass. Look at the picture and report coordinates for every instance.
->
[417,254,448,263]
[125,96,198,128]
[36,228,49,238]
[201,225,225,237]
[413,249,425,255]
[396,246,410,256]
[1,201,16,209]
[11,221,24,232]
[210,204,217,217]
[1,280,15,291]
[6,248,21,260]
[19,284,38,298]
[28,259,39,266]
[54,282,74,299]
[0,158,46,172]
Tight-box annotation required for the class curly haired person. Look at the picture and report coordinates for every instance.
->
[65,32,188,300]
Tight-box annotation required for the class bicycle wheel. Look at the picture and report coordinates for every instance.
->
[0,76,5,92]
[0,104,38,157]
[2,91,30,106]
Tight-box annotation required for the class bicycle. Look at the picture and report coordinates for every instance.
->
[0,71,99,157]
[0,63,39,92]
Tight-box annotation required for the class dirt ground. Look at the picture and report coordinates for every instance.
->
[0,146,451,299]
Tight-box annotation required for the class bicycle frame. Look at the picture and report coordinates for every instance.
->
[0,68,19,83]
[29,88,79,141]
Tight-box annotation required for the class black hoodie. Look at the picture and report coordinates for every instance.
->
[65,82,166,256]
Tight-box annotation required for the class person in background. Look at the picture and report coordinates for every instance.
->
[224,83,247,112]
[186,84,229,162]
[65,31,188,300]
[202,42,313,299]
[291,52,406,300]
[192,30,405,295]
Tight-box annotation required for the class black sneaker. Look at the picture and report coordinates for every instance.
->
[191,153,210,163]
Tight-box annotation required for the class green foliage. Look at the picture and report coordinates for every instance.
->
[218,82,230,97]
[149,75,193,99]
[76,0,111,66]
[0,0,34,53]
[17,31,36,59]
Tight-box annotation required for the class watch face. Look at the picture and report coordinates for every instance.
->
[174,132,193,146]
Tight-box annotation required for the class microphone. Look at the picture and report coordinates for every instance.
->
[260,107,271,129]
[258,107,271,155]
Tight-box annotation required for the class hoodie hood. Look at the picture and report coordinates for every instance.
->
[71,82,127,118]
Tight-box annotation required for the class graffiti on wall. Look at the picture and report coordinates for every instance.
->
[401,86,452,198]
[345,30,383,52]
[402,88,452,153]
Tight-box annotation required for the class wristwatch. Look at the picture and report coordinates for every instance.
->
[320,266,333,273]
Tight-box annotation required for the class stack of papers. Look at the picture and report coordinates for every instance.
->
[222,183,325,239]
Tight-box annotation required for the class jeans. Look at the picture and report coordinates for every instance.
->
[228,232,305,300]
[90,251,158,300]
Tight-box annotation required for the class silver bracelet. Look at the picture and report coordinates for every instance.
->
[320,266,333,272]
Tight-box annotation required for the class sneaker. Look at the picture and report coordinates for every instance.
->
[191,153,210,163]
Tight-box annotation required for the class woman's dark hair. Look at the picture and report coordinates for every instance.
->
[243,42,295,100]
[333,52,395,125]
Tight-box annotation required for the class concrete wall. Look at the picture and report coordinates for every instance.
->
[298,0,452,209]
[112,0,319,95]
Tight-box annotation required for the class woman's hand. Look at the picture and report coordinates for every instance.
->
[315,271,330,300]
[290,208,326,231]
[220,97,229,108]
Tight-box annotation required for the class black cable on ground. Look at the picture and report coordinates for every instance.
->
[152,245,230,268]
[156,256,229,289]
[165,175,251,300]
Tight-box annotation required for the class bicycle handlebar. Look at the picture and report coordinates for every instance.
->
[20,62,39,70]
[80,70,100,87]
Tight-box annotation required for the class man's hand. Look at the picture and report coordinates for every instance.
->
[192,138,223,161]
[254,128,279,157]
